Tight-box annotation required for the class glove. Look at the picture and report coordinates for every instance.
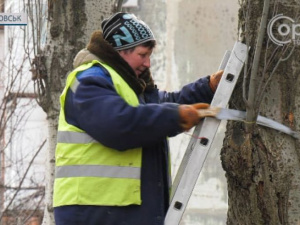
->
[209,70,223,92]
[178,103,210,131]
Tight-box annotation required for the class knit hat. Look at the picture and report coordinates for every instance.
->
[101,12,155,50]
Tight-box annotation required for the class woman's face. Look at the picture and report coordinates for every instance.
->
[119,45,153,77]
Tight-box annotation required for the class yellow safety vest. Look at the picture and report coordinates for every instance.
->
[53,60,142,207]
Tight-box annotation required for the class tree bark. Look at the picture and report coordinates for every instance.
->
[42,1,115,224]
[221,0,300,224]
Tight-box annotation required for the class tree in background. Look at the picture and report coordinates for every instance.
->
[221,0,300,224]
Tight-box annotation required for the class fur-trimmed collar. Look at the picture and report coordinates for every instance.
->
[73,49,101,68]
[72,30,155,95]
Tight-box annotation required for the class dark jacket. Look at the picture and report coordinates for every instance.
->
[54,32,214,225]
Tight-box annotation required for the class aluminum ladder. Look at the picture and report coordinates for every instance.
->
[165,41,248,225]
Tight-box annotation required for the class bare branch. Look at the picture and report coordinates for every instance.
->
[242,1,250,105]
[245,0,270,132]
[0,139,47,222]
[256,44,295,108]
[1,185,44,191]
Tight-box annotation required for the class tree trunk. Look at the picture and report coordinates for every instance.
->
[41,1,115,224]
[221,0,300,224]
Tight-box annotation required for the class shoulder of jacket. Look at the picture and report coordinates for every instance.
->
[77,66,112,84]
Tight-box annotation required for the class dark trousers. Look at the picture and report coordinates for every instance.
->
[54,204,164,225]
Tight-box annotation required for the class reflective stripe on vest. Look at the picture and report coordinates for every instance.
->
[56,165,140,179]
[57,131,97,144]
[70,77,80,93]
[53,60,142,207]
